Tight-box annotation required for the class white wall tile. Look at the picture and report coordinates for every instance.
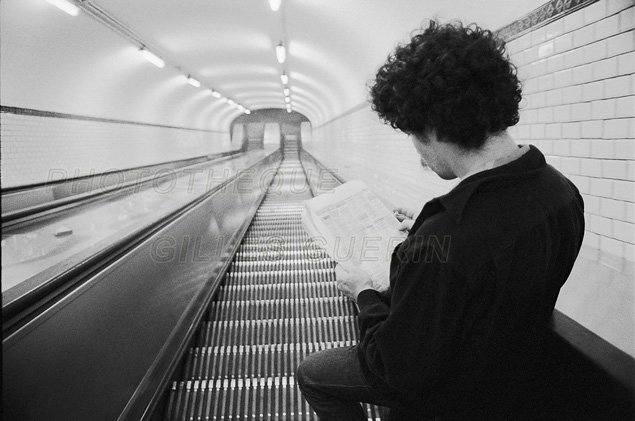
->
[580,158,603,177]
[615,96,635,118]
[607,31,635,57]
[584,0,608,25]
[603,159,629,179]
[613,179,635,202]
[594,14,620,40]
[572,102,592,121]
[604,118,631,138]
[555,32,575,54]
[570,139,592,157]
[608,0,634,17]
[600,197,627,220]
[613,220,635,244]
[563,85,584,103]
[591,98,617,119]
[589,176,615,197]
[582,80,605,101]
[605,74,634,98]
[590,139,616,158]
[581,120,604,138]
[564,6,586,32]
[0,113,233,188]
[553,104,573,121]
[574,23,597,48]
[619,6,635,32]
[618,51,635,75]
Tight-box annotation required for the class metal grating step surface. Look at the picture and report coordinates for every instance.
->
[195,316,359,346]
[181,341,358,381]
[208,297,355,320]
[166,377,384,421]
[164,142,385,420]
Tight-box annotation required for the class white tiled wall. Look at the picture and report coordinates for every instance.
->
[0,112,233,188]
[304,0,635,356]
[506,0,635,261]
[505,0,635,356]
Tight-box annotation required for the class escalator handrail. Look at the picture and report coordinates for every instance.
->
[2,150,282,340]
[299,148,346,185]
[128,156,285,421]
[1,151,247,228]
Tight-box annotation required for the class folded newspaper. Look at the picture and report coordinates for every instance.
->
[301,180,406,292]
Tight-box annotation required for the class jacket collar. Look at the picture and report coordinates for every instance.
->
[417,145,547,226]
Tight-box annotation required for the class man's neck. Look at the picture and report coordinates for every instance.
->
[452,132,520,180]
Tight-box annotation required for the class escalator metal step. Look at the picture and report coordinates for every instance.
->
[164,144,385,420]
[208,297,355,320]
[181,341,357,380]
[166,378,384,421]
[195,316,358,346]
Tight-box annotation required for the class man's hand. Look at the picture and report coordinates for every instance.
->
[335,264,375,302]
[393,206,418,232]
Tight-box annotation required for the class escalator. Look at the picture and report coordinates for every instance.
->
[2,139,387,421]
[162,140,386,420]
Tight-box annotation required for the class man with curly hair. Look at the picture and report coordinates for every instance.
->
[297,20,585,420]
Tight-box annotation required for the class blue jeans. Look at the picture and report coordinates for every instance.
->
[296,345,402,420]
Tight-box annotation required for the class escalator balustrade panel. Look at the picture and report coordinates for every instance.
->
[164,143,386,420]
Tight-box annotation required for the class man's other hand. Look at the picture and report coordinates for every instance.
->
[335,264,375,302]
[393,206,417,232]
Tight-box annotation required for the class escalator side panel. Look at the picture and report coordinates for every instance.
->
[2,154,282,421]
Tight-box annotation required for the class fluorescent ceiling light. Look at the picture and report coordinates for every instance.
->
[280,73,289,85]
[269,0,282,11]
[245,109,251,115]
[276,43,286,64]
[237,104,245,111]
[46,0,80,16]
[139,48,164,68]
[227,99,236,106]
[285,97,290,103]
[283,88,290,96]
[211,90,222,98]
[187,76,201,88]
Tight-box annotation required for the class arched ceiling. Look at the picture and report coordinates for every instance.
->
[1,0,545,132]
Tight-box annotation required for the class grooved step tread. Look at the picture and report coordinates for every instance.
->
[208,297,355,320]
[182,341,357,380]
[166,377,383,421]
[197,316,358,346]
[216,282,340,301]
[164,150,386,420]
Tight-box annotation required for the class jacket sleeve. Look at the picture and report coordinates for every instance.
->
[356,241,475,398]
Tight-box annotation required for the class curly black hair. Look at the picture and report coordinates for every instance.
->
[370,20,522,150]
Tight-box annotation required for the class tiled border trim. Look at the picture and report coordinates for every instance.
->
[0,105,224,134]
[496,0,600,41]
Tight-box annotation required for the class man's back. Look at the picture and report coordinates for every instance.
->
[357,145,585,418]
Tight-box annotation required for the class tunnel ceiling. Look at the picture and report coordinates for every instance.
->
[1,0,545,131]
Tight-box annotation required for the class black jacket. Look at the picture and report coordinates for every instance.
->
[356,145,585,419]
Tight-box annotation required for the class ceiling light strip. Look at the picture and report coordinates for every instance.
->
[46,0,80,16]
[268,0,282,12]
[74,0,249,113]
[139,47,165,68]
[276,42,286,64]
